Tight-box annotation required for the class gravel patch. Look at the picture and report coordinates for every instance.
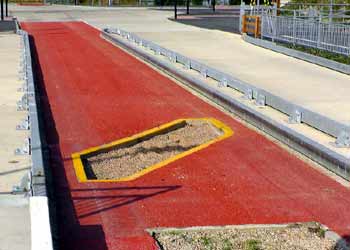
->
[84,119,223,180]
[153,223,346,250]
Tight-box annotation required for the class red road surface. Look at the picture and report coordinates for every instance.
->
[22,21,350,250]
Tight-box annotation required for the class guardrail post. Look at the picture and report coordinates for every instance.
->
[347,32,350,56]
[335,131,350,148]
[242,14,246,33]
[272,14,276,42]
[329,1,333,23]
[293,10,296,45]
[273,2,277,16]
[239,2,245,33]
[317,14,322,49]
[254,16,260,38]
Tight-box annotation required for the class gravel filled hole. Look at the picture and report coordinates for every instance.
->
[82,119,223,180]
[153,223,346,250]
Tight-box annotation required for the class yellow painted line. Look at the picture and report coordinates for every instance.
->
[72,118,233,183]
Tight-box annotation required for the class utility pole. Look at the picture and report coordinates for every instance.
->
[186,0,189,15]
[1,0,4,21]
[174,0,177,19]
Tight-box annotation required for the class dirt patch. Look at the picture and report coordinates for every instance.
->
[83,119,223,180]
[153,223,345,250]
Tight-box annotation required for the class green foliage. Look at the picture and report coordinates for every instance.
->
[201,236,214,249]
[168,230,182,236]
[78,0,130,5]
[78,0,90,5]
[154,0,186,5]
[282,0,350,14]
[192,0,203,5]
[281,43,350,65]
[229,0,241,4]
[317,228,326,238]
[242,0,273,5]
[244,239,261,250]
[223,238,233,250]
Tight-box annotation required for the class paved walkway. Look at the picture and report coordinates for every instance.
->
[0,32,31,250]
[0,32,31,192]
[0,196,30,250]
[11,5,350,128]
[22,21,350,250]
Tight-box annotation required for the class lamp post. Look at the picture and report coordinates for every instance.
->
[174,0,177,19]
[1,0,4,21]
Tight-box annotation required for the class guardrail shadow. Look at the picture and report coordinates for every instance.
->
[29,33,108,250]
[28,33,180,250]
[71,185,181,219]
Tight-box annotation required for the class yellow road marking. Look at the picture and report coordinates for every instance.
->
[72,118,233,183]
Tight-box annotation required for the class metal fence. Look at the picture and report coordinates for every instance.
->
[261,14,350,56]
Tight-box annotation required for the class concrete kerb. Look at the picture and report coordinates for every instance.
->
[30,196,53,250]
[13,17,20,34]
[19,26,54,250]
[101,28,350,181]
[242,33,350,76]
[105,28,350,145]
[20,29,46,194]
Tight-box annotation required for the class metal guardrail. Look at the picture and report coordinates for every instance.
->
[18,29,47,196]
[102,28,350,180]
[105,27,350,148]
[261,14,350,56]
[18,26,54,250]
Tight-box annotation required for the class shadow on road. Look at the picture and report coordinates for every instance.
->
[29,34,180,250]
[153,7,241,33]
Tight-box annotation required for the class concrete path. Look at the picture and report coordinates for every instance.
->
[0,196,30,250]
[0,32,31,250]
[0,32,30,192]
[22,21,350,250]
[10,5,350,128]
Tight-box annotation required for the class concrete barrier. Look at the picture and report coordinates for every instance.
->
[102,28,350,181]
